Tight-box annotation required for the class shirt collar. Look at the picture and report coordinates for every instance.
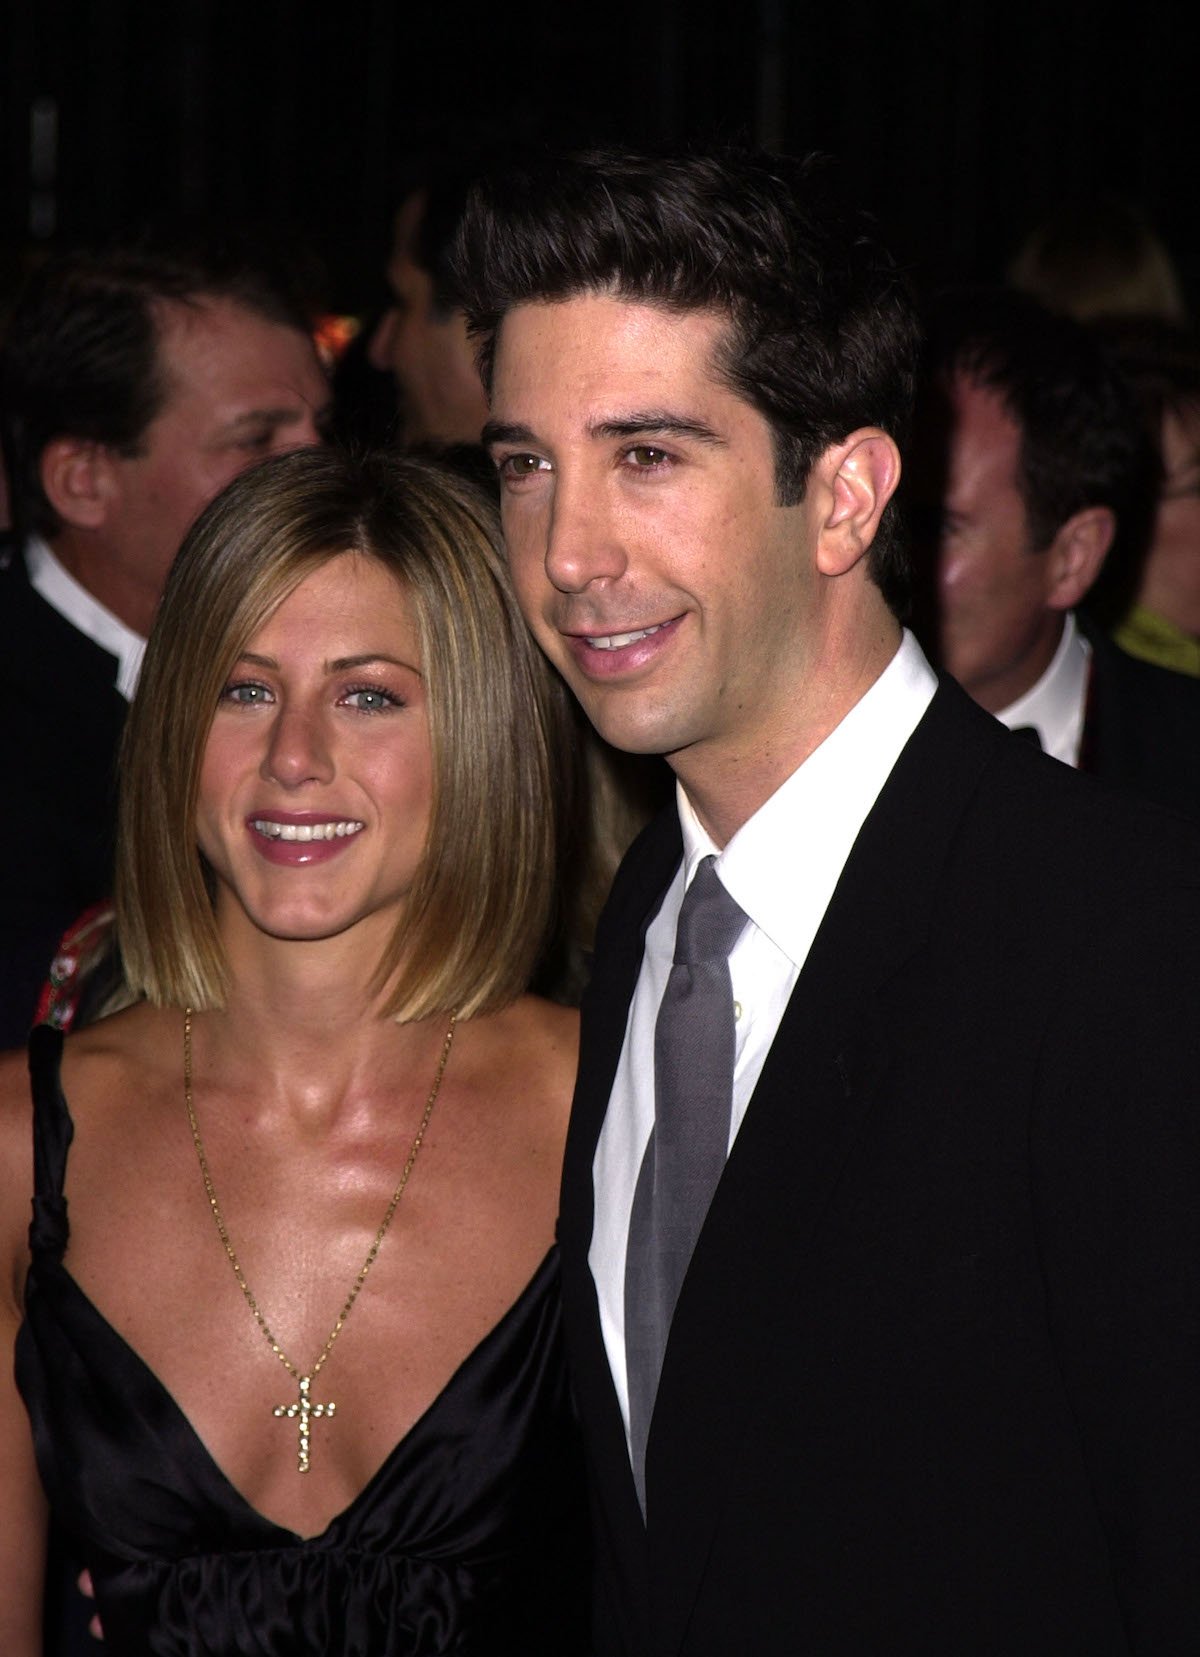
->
[25,535,147,700]
[677,629,938,965]
[995,611,1091,765]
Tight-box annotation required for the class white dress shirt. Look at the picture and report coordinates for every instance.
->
[995,612,1091,767]
[590,630,939,1441]
[25,535,147,700]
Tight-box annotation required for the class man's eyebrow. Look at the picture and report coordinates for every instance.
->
[481,412,726,448]
[591,412,725,445]
[225,405,321,430]
[481,419,536,449]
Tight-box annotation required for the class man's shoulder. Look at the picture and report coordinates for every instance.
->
[965,714,1200,955]
[1081,626,1200,815]
[0,541,121,696]
[872,676,1199,942]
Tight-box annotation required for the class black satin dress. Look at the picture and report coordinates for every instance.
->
[16,1027,590,1656]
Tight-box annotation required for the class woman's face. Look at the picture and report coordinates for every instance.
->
[196,551,433,951]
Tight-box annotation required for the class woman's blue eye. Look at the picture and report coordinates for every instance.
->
[223,682,272,705]
[344,687,398,712]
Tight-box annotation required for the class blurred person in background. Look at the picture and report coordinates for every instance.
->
[909,288,1200,817]
[367,166,491,451]
[0,243,330,1049]
[1009,194,1188,325]
[1093,317,1200,677]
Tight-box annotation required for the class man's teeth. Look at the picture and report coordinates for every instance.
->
[588,623,665,651]
[252,820,364,842]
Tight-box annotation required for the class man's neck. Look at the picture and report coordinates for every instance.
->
[51,529,158,637]
[966,613,1065,716]
[674,611,903,847]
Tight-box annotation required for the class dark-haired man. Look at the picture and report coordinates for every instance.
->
[910,288,1200,816]
[368,174,489,449]
[453,149,1200,1655]
[0,247,329,1045]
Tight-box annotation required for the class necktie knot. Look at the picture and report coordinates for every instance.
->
[674,855,748,965]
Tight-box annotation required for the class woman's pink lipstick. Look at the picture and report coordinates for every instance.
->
[246,812,366,867]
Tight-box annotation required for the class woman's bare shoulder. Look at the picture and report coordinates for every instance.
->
[0,1004,174,1205]
[486,994,578,1080]
[0,1045,34,1162]
[457,996,579,1129]
[57,1001,178,1101]
[0,1047,36,1309]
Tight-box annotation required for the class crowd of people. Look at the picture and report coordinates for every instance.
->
[0,143,1198,1656]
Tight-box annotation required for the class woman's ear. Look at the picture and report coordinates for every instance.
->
[815,428,902,577]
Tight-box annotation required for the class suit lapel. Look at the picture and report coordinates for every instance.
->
[646,682,1008,1655]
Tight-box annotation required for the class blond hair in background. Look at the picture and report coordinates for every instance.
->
[1009,195,1187,325]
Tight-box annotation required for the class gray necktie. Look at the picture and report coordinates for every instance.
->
[624,854,749,1513]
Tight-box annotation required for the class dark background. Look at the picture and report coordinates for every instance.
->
[1,0,1195,318]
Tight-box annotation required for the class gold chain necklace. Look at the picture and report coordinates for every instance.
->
[183,1006,456,1474]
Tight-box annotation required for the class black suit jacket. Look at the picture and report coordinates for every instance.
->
[560,680,1200,1656]
[1082,625,1200,817]
[0,542,127,1046]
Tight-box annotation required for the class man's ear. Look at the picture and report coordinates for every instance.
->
[1044,506,1114,612]
[815,428,903,577]
[39,438,119,532]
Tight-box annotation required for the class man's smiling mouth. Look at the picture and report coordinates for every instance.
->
[585,623,670,651]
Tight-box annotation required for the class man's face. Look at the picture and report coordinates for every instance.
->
[486,293,826,780]
[368,193,488,447]
[918,375,1064,713]
[105,295,329,631]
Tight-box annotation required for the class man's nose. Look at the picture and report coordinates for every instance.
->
[367,309,398,375]
[542,479,629,594]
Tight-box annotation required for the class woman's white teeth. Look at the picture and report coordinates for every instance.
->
[252,820,364,841]
[590,623,664,651]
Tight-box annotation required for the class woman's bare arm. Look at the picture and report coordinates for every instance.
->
[0,1048,47,1656]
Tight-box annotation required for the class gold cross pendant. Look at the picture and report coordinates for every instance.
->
[273,1374,336,1474]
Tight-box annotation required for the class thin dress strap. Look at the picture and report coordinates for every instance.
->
[26,1023,73,1262]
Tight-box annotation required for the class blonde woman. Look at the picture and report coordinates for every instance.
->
[0,448,589,1655]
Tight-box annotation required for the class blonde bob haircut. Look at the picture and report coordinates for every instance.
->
[116,446,574,1021]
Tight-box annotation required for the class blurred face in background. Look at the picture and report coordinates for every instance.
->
[1139,400,1200,633]
[62,295,329,636]
[368,192,489,448]
[913,375,1069,713]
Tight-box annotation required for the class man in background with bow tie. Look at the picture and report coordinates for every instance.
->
[454,147,1200,1655]
[909,286,1200,817]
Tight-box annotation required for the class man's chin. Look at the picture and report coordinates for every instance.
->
[574,690,693,761]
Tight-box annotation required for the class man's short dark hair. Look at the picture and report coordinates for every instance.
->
[0,241,313,542]
[450,147,921,613]
[405,166,479,319]
[922,288,1153,555]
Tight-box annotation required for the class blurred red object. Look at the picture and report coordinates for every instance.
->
[313,313,360,369]
[35,903,116,1032]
